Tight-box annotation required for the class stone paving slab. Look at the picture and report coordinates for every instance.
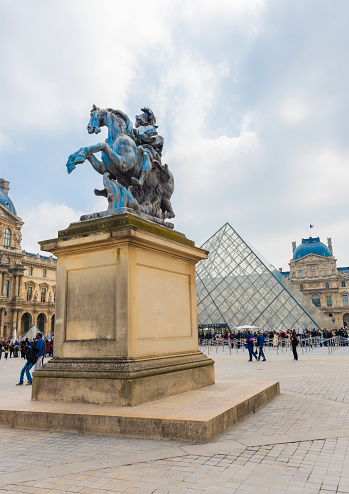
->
[0,379,279,442]
[1,348,349,493]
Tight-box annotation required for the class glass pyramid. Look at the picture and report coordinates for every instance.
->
[196,223,333,331]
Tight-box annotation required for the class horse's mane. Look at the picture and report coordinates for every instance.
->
[105,108,134,139]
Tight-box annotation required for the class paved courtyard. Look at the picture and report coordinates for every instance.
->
[1,346,349,493]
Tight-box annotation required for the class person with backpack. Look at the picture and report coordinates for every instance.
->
[15,343,38,385]
[3,341,9,360]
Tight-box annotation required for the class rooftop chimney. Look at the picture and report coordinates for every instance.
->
[327,237,333,256]
[0,179,10,195]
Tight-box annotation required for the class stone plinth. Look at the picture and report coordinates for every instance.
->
[1,380,280,442]
[32,213,215,406]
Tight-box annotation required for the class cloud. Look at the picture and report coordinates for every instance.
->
[279,95,311,125]
[20,202,84,254]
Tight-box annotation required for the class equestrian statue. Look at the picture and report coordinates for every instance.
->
[66,106,175,228]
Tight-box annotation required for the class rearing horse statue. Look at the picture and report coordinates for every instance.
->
[66,105,175,226]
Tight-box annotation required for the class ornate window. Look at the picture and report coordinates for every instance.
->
[43,269,46,278]
[326,295,332,307]
[300,284,304,290]
[342,281,346,288]
[310,266,316,278]
[5,279,9,297]
[323,266,329,276]
[27,286,33,301]
[343,294,348,307]
[4,228,11,247]
[312,294,321,307]
[325,282,329,289]
[29,267,33,276]
[297,268,304,278]
[41,288,46,303]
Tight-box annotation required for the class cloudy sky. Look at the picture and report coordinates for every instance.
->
[1,0,349,270]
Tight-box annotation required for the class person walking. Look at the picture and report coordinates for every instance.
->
[246,332,258,362]
[16,344,38,386]
[291,330,299,361]
[256,331,266,361]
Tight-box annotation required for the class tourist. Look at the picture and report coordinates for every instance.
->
[45,338,51,357]
[273,333,278,347]
[3,341,9,360]
[246,332,258,362]
[256,331,266,361]
[291,330,298,360]
[34,333,45,370]
[9,341,14,358]
[15,343,38,386]
[19,340,26,358]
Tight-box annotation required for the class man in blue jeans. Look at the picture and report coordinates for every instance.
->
[16,344,37,386]
[256,331,266,361]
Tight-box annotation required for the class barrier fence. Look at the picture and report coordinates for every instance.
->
[198,335,348,355]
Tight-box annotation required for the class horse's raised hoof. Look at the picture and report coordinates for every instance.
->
[74,153,86,164]
[66,162,76,174]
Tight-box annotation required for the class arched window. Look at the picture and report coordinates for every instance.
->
[343,295,348,307]
[325,282,329,289]
[312,294,321,307]
[4,228,11,247]
[310,266,316,278]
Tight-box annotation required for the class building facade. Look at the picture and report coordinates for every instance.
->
[0,179,56,339]
[287,236,349,328]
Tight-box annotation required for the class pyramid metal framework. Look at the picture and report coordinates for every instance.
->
[196,223,333,331]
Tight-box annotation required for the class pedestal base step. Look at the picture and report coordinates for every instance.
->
[0,380,279,442]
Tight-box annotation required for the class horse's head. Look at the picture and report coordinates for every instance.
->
[87,104,102,134]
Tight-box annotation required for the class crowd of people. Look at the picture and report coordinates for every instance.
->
[198,327,348,342]
[199,327,349,362]
[0,334,54,385]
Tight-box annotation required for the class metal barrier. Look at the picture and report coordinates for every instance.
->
[198,335,343,355]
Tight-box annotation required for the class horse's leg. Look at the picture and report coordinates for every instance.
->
[86,153,107,175]
[73,142,127,171]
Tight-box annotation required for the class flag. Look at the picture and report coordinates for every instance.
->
[310,224,314,228]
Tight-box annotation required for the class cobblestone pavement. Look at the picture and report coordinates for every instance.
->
[1,347,349,493]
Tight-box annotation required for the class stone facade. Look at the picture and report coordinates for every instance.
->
[0,179,56,339]
[286,237,349,328]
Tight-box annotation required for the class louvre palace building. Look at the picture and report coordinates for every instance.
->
[286,236,349,328]
[0,178,56,339]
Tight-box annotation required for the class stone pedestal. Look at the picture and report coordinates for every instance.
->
[32,213,215,406]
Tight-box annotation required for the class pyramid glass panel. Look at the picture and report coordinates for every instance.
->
[196,223,333,331]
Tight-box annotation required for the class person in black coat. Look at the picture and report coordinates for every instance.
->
[291,330,298,361]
